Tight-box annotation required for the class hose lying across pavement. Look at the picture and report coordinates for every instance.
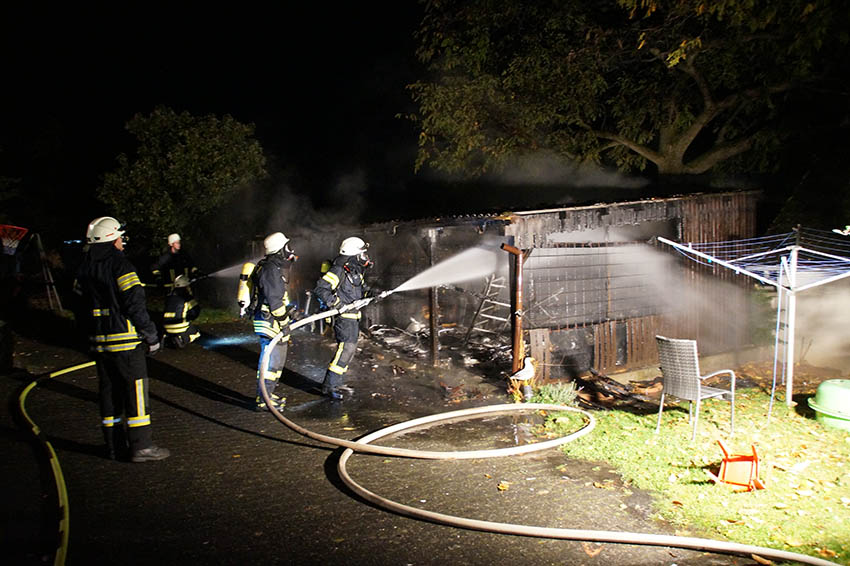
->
[18,322,838,566]
[17,360,96,566]
[260,325,839,566]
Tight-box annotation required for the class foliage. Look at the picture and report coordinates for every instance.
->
[97,106,267,253]
[560,388,850,563]
[531,380,578,406]
[749,286,777,347]
[409,0,850,178]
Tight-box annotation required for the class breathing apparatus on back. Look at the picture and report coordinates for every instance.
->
[237,232,299,318]
[237,262,256,318]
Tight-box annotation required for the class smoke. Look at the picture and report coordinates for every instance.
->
[192,168,373,309]
[263,170,368,235]
[630,245,850,371]
[489,152,649,189]
[624,244,754,355]
[793,280,850,371]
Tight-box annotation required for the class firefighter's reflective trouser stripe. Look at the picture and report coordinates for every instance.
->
[163,299,198,334]
[323,315,360,391]
[96,344,153,452]
[257,335,288,399]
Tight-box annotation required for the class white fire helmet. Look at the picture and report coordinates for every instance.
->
[339,236,368,256]
[173,275,191,288]
[264,232,290,255]
[167,233,181,246]
[86,217,125,244]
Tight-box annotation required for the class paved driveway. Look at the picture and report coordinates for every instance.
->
[2,322,742,565]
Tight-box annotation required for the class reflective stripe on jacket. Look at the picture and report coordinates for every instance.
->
[314,255,368,311]
[252,254,291,339]
[74,243,157,353]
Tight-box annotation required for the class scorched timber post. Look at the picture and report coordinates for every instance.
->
[428,229,439,367]
[501,243,529,374]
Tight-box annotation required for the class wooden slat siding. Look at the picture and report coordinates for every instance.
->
[503,190,760,374]
[676,192,759,354]
[626,315,660,367]
[529,328,551,380]
[593,320,618,373]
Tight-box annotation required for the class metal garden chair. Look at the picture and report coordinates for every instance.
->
[655,335,736,441]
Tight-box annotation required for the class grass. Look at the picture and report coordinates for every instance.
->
[542,388,850,564]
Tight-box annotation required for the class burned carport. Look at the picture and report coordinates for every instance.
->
[283,189,761,384]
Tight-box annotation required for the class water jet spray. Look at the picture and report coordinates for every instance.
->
[290,247,500,332]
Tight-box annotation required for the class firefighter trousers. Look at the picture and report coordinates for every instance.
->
[96,344,154,453]
[256,334,289,399]
[322,316,360,392]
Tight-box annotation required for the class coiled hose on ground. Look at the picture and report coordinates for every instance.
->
[17,322,839,566]
[260,323,840,566]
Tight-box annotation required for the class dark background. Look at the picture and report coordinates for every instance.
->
[2,2,849,250]
[1,3,427,241]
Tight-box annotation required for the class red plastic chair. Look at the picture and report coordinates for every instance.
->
[706,440,765,492]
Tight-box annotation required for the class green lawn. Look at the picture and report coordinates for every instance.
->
[545,388,849,564]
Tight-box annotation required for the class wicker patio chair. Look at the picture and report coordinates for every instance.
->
[655,335,736,441]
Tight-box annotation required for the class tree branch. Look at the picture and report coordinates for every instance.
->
[683,135,756,174]
[584,124,663,164]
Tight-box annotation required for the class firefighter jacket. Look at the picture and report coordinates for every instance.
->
[152,249,198,287]
[163,290,200,335]
[314,255,371,320]
[74,243,158,353]
[252,253,292,339]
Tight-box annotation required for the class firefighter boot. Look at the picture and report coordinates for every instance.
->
[255,393,286,412]
[131,445,171,463]
[102,426,117,460]
[321,371,344,400]
[102,424,129,461]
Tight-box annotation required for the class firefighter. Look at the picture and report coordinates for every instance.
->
[73,217,169,462]
[314,236,376,400]
[151,233,199,293]
[250,232,297,411]
[162,274,201,348]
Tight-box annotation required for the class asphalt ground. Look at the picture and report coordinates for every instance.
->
[1,321,753,566]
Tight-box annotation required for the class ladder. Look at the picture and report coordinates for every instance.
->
[35,234,63,311]
[464,274,511,343]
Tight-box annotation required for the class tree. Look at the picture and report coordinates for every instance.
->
[408,0,850,179]
[98,106,267,252]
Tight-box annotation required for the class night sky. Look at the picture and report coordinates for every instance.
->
[1,3,426,238]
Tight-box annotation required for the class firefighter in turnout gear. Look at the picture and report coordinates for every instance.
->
[151,233,199,293]
[314,236,375,400]
[162,274,201,348]
[250,232,297,411]
[73,217,170,462]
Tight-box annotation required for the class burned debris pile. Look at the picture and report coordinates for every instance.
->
[571,370,661,412]
[366,323,513,380]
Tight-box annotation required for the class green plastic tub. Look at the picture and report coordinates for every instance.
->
[807,379,850,432]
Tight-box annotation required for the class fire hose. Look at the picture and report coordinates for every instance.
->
[18,360,96,566]
[259,296,839,566]
[17,278,839,566]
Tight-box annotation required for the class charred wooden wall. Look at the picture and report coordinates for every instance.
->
[505,191,760,379]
